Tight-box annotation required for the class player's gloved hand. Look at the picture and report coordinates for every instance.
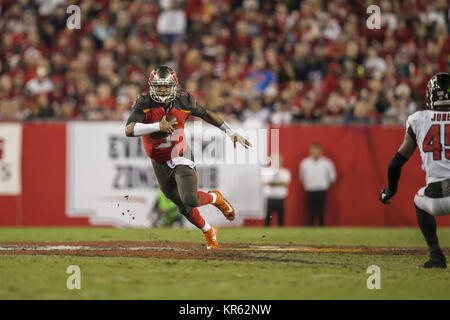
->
[220,122,252,149]
[379,188,394,204]
[231,133,252,149]
[159,116,177,134]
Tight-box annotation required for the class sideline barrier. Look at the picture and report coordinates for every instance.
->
[0,123,449,226]
[273,125,450,226]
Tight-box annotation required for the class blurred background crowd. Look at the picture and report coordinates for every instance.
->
[0,0,449,125]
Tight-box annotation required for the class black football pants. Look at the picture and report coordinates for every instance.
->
[152,161,198,216]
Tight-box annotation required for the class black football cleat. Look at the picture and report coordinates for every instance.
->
[417,258,447,269]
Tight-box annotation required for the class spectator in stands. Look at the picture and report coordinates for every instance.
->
[0,98,23,121]
[81,92,107,121]
[323,92,345,124]
[96,82,116,111]
[157,0,187,45]
[93,13,116,45]
[291,42,311,81]
[300,143,336,226]
[114,95,132,121]
[0,0,448,124]
[242,97,270,128]
[382,83,417,125]
[364,47,387,76]
[25,93,54,120]
[345,98,376,125]
[0,74,13,99]
[246,58,277,95]
[25,66,54,96]
[270,100,293,126]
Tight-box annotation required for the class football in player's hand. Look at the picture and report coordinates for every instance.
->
[149,115,177,140]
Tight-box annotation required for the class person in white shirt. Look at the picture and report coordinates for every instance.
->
[157,0,186,45]
[261,154,291,226]
[25,66,54,96]
[299,143,336,226]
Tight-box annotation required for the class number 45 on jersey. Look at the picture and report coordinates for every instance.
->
[423,124,450,160]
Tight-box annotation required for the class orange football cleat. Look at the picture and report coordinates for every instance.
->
[203,226,218,249]
[209,190,235,221]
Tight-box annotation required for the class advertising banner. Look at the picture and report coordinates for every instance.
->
[67,121,266,227]
[0,124,22,195]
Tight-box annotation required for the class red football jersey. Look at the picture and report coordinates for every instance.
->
[127,90,207,162]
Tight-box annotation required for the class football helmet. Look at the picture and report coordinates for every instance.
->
[148,66,179,103]
[426,72,450,110]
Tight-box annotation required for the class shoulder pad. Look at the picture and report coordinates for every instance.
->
[176,89,191,99]
[406,110,430,132]
[174,89,195,109]
[132,93,151,110]
[408,110,429,123]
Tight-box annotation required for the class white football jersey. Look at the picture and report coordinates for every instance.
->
[406,110,450,184]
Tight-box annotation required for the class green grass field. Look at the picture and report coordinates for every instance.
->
[0,227,449,300]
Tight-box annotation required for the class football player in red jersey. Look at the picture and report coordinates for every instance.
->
[125,66,251,249]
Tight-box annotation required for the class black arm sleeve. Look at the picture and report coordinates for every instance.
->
[191,103,207,118]
[188,93,207,118]
[126,95,146,125]
[126,108,145,125]
[407,127,417,146]
[387,152,408,194]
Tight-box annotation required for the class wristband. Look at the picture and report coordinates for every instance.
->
[219,122,235,137]
[133,122,160,136]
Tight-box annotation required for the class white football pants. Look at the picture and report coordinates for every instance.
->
[414,187,450,216]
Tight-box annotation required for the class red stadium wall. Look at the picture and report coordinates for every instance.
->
[0,123,89,226]
[273,125,450,227]
[1,123,450,227]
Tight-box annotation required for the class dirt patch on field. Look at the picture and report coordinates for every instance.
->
[0,241,448,263]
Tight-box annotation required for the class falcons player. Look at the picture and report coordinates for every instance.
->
[380,72,450,268]
[125,66,251,249]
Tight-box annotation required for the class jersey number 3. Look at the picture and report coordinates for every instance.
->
[422,124,450,160]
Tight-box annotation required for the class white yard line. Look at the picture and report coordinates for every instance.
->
[0,245,191,252]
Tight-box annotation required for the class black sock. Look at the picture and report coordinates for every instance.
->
[415,205,444,260]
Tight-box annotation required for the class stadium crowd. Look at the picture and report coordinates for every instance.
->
[0,0,449,125]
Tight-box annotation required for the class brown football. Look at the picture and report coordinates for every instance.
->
[148,115,176,140]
